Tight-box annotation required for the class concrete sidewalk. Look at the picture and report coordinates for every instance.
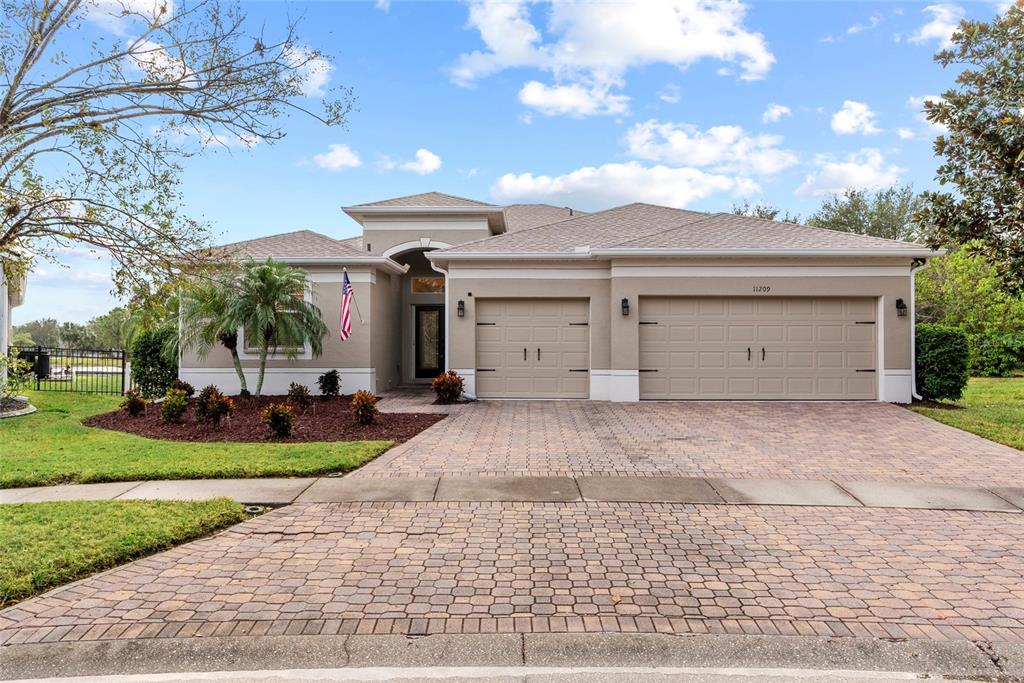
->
[2,476,1023,513]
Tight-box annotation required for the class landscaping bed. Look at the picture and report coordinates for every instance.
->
[83,394,445,443]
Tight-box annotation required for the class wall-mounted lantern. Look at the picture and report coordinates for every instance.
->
[895,298,908,318]
[457,300,465,318]
[621,298,630,316]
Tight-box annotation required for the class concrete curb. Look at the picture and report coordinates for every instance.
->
[1,633,1021,680]
[2,476,1023,514]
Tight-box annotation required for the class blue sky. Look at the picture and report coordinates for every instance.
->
[18,0,1009,324]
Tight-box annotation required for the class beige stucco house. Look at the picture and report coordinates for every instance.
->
[179,192,937,403]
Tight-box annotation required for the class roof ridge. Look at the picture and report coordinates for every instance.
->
[717,211,923,248]
[607,212,720,248]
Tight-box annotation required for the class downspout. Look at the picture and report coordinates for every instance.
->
[429,257,450,372]
[910,258,928,401]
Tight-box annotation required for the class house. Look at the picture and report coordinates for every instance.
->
[179,192,938,402]
[0,261,26,356]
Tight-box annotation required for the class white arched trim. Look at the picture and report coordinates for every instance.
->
[382,238,453,260]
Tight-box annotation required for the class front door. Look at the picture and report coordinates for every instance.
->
[414,305,445,379]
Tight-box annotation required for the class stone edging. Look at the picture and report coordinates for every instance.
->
[0,401,36,419]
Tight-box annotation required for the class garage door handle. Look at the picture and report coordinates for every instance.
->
[747,347,751,361]
[762,347,766,361]
[537,348,541,361]
[523,347,527,361]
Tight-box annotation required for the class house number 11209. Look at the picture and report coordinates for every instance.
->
[752,285,771,293]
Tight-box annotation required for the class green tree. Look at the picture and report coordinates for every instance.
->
[0,0,354,299]
[731,201,800,223]
[178,271,249,395]
[10,331,34,346]
[221,260,327,397]
[58,322,96,348]
[808,185,923,242]
[86,307,128,350]
[915,6,1024,291]
[11,317,58,346]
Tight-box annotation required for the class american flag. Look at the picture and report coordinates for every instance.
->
[340,271,353,341]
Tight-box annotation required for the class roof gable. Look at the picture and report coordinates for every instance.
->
[218,230,367,259]
[349,192,497,208]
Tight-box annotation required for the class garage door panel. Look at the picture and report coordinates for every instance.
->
[476,299,589,399]
[639,296,876,400]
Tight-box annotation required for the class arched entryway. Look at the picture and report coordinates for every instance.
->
[389,247,448,384]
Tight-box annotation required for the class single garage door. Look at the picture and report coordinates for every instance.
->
[639,297,877,400]
[476,299,589,398]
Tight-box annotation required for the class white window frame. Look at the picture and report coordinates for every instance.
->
[237,287,315,361]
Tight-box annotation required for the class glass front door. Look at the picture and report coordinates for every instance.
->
[414,306,444,379]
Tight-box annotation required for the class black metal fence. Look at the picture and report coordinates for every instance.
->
[9,346,132,395]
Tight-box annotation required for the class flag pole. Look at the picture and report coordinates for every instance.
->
[343,267,366,325]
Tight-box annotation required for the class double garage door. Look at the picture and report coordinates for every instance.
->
[475,299,589,399]
[474,296,877,400]
[639,297,877,400]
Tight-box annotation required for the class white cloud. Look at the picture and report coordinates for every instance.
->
[83,0,172,35]
[383,148,443,175]
[624,120,798,176]
[831,100,881,135]
[283,44,333,97]
[795,149,905,197]
[909,4,965,48]
[492,162,758,209]
[907,94,948,132]
[518,80,629,117]
[847,14,882,34]
[313,144,361,170]
[375,0,390,10]
[762,103,791,124]
[450,0,774,117]
[127,39,190,81]
[897,128,916,139]
[658,84,682,104]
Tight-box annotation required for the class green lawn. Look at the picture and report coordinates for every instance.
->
[0,392,391,488]
[910,377,1024,450]
[0,499,245,606]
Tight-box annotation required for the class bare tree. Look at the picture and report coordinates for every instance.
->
[0,0,354,296]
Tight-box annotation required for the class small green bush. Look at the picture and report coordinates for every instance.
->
[168,379,195,397]
[129,329,177,399]
[916,324,969,401]
[317,370,341,400]
[261,402,294,438]
[120,389,146,417]
[160,388,188,423]
[431,370,464,404]
[969,332,1024,377]
[287,382,314,413]
[194,385,233,427]
[350,390,378,426]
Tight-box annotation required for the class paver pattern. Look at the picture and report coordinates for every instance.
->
[358,400,1024,485]
[4,501,1024,646]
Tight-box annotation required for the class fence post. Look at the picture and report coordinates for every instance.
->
[35,345,41,391]
[121,350,127,395]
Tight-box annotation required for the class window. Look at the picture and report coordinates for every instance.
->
[243,316,306,354]
[411,276,445,293]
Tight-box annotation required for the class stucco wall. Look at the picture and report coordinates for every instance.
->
[362,216,491,256]
[371,271,401,392]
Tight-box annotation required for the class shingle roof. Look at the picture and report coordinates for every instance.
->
[440,203,710,254]
[217,230,366,259]
[349,192,498,208]
[503,204,587,232]
[437,203,927,255]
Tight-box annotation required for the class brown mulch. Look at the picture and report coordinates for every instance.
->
[83,394,446,443]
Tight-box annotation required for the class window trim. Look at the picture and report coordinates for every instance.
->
[410,276,446,294]
[237,287,314,360]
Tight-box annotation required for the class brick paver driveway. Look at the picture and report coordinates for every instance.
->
[4,502,1024,645]
[361,399,1024,485]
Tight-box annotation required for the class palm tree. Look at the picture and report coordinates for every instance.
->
[178,271,250,395]
[221,259,328,397]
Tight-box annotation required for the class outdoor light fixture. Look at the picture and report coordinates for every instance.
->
[457,300,465,317]
[621,298,630,316]
[895,298,908,318]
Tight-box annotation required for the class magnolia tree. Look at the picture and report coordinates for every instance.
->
[0,0,354,296]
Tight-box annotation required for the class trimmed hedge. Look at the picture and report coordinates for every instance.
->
[969,332,1024,377]
[129,329,178,399]
[915,323,969,402]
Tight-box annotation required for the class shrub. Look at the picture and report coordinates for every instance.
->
[194,385,234,427]
[261,402,294,438]
[120,389,146,417]
[431,370,465,404]
[168,379,195,397]
[160,388,188,423]
[130,328,178,398]
[287,382,314,413]
[350,389,378,426]
[916,324,969,402]
[317,370,341,400]
[969,332,1024,377]
[0,351,32,403]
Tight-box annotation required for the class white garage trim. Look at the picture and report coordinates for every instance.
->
[608,370,640,402]
[611,266,911,278]
[453,368,476,399]
[179,367,376,395]
[881,370,913,403]
[450,267,610,280]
